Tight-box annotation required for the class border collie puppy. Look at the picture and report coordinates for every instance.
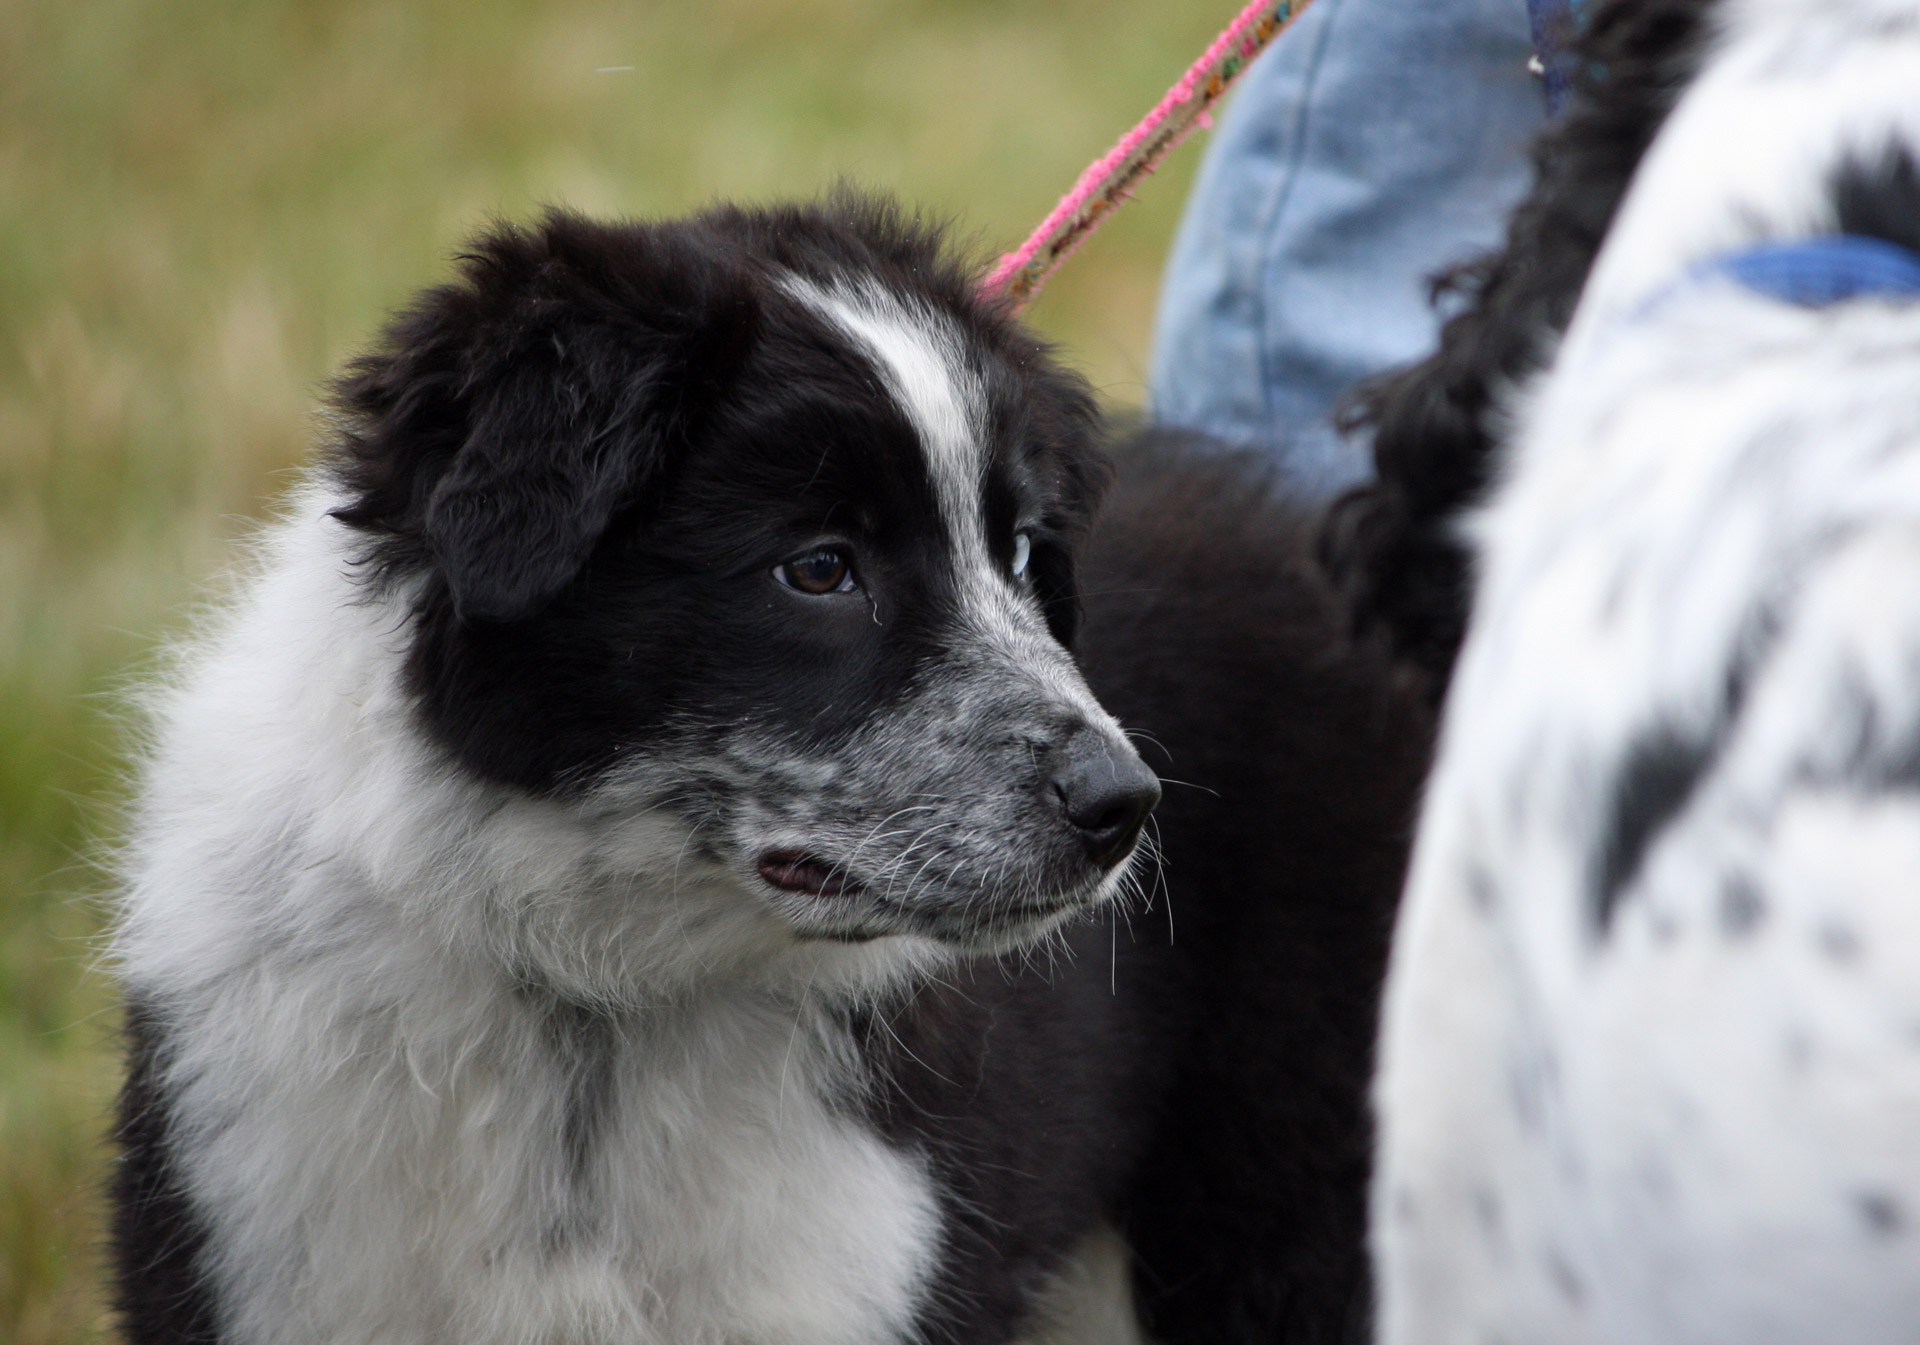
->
[111,197,1429,1345]
[1338,0,1920,1339]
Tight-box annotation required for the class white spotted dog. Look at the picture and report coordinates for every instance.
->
[1366,0,1920,1341]
[111,196,1430,1345]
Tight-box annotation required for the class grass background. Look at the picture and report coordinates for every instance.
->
[0,0,1229,1338]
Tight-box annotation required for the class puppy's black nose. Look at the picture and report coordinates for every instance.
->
[1051,729,1161,868]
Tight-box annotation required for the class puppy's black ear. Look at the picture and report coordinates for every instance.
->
[330,212,756,623]
[418,341,652,623]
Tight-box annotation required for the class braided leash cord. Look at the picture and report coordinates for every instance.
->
[980,0,1318,311]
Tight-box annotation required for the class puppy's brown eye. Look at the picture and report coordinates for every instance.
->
[775,548,857,595]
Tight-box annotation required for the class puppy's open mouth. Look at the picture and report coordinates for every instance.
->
[757,850,862,899]
[756,846,1121,950]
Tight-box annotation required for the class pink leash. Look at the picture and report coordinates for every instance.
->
[981,0,1319,312]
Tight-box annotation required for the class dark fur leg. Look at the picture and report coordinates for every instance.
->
[112,1004,221,1345]
[1075,440,1433,1344]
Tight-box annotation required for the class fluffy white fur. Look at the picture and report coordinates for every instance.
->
[116,275,1143,1345]
[120,491,949,1345]
[1373,1,1920,1341]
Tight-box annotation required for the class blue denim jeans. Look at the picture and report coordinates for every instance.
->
[1149,0,1546,497]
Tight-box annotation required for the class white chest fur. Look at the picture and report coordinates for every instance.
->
[116,503,943,1345]
[164,969,939,1345]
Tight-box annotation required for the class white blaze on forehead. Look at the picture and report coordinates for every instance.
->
[781,274,1117,731]
[782,275,989,555]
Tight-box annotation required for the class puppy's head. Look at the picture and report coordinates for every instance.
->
[328,197,1157,955]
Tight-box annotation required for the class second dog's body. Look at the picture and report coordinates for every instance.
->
[1348,0,1920,1338]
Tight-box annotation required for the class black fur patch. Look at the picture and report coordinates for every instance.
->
[1832,145,1920,256]
[1593,725,1715,931]
[1591,604,1779,933]
[1321,0,1718,699]
[111,1003,222,1345]
[1080,442,1429,1345]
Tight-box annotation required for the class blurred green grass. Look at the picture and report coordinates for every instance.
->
[0,0,1224,1338]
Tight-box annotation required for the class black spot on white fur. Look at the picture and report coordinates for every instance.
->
[1594,725,1716,933]
[1817,921,1864,965]
[1543,1248,1586,1308]
[1594,603,1781,934]
[1856,1190,1905,1238]
[1718,873,1767,938]
[1832,146,1920,258]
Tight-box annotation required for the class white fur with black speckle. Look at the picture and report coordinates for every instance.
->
[1374,2,1920,1340]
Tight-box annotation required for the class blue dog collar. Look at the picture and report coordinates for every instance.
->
[1704,236,1920,308]
[1623,235,1920,329]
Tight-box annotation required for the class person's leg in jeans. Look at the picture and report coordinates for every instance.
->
[1150,0,1546,498]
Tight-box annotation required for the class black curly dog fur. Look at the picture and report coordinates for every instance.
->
[1323,0,1718,696]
